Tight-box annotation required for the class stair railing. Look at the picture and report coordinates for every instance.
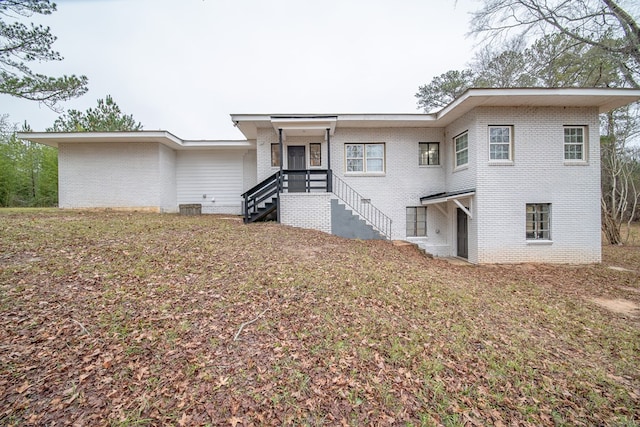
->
[241,171,280,223]
[331,174,392,240]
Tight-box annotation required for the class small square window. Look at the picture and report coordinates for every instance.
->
[455,132,468,168]
[526,203,551,240]
[406,207,427,237]
[419,142,439,166]
[564,126,586,161]
[310,143,321,167]
[271,143,280,167]
[489,126,513,161]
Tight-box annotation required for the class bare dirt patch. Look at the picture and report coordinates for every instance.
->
[592,297,640,317]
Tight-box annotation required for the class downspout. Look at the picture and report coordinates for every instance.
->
[326,128,332,193]
[277,128,283,223]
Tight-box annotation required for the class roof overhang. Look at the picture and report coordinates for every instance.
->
[420,189,476,205]
[231,113,440,139]
[270,116,337,140]
[16,131,256,150]
[231,88,640,138]
[436,87,640,126]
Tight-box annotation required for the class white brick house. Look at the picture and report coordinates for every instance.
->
[20,88,640,264]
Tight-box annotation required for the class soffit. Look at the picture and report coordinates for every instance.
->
[16,131,255,150]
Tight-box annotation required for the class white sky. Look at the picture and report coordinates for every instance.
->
[4,0,479,140]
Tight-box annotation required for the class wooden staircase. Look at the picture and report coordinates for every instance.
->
[241,171,280,223]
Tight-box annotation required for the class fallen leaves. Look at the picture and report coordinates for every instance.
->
[0,211,639,426]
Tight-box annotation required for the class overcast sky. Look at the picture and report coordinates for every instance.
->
[4,0,479,140]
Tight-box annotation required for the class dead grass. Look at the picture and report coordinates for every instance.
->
[0,210,639,426]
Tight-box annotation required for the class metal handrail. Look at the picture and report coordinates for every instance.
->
[331,174,392,240]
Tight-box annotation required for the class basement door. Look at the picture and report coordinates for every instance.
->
[287,146,306,193]
[457,208,468,259]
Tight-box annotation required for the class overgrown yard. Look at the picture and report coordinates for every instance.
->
[1,210,639,426]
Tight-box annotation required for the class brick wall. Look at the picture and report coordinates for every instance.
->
[280,193,332,234]
[58,142,163,209]
[471,106,601,263]
[254,106,602,264]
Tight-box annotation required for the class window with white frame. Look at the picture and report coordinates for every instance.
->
[564,126,586,161]
[406,206,427,237]
[345,143,385,173]
[310,143,321,167]
[454,132,468,168]
[270,143,280,167]
[489,126,513,161]
[419,142,439,166]
[526,203,551,240]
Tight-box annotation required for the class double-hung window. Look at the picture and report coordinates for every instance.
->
[564,126,586,161]
[406,207,427,237]
[419,142,439,166]
[489,126,513,162]
[526,203,551,240]
[345,143,385,173]
[454,132,468,168]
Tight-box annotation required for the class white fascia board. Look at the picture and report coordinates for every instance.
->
[180,140,256,149]
[335,113,438,128]
[16,131,183,148]
[436,88,640,123]
[16,131,254,150]
[271,117,337,138]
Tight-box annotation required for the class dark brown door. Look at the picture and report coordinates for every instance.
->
[287,146,306,193]
[457,208,468,259]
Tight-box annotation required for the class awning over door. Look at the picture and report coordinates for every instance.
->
[420,189,475,218]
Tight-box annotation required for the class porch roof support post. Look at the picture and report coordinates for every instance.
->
[277,128,283,223]
[326,128,332,193]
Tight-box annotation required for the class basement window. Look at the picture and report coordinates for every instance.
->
[526,203,551,240]
[406,206,427,237]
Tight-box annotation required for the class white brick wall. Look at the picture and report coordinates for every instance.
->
[470,106,601,263]
[257,127,449,244]
[280,193,331,234]
[58,142,164,210]
[258,106,602,264]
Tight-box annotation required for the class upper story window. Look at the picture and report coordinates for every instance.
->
[564,126,586,162]
[346,143,385,173]
[271,143,280,167]
[419,142,440,166]
[489,126,513,162]
[454,132,469,168]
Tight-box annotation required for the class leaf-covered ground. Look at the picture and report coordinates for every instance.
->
[0,210,638,426]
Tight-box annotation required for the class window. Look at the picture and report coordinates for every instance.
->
[526,204,551,240]
[271,143,280,167]
[419,142,439,166]
[406,207,427,237]
[564,126,586,161]
[309,143,321,167]
[489,126,512,161]
[345,143,385,173]
[454,132,468,168]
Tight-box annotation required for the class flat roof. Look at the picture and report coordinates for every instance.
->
[17,88,640,144]
[231,87,640,139]
[17,130,255,150]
